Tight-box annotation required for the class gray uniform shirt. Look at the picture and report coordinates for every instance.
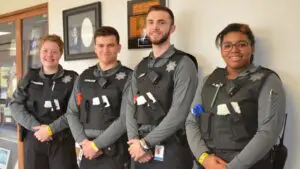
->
[65,61,132,148]
[9,65,77,133]
[186,65,286,169]
[126,45,198,146]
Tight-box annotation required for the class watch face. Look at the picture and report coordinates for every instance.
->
[140,139,150,150]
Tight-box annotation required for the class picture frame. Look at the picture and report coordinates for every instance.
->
[127,0,166,49]
[63,2,101,61]
[0,147,10,169]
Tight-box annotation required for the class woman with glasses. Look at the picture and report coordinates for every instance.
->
[186,23,286,169]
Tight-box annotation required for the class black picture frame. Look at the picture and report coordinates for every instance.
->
[127,0,166,49]
[63,2,101,61]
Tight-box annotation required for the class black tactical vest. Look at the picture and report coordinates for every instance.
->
[199,66,275,160]
[134,50,197,125]
[78,65,132,130]
[25,68,77,124]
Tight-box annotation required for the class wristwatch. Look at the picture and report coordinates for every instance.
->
[140,139,151,152]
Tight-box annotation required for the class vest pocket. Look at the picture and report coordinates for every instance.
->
[103,107,117,125]
[213,115,232,148]
[200,113,213,140]
[229,116,251,141]
[26,100,37,112]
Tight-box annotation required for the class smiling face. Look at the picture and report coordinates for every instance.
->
[94,35,120,66]
[40,40,62,70]
[145,10,175,45]
[221,32,255,70]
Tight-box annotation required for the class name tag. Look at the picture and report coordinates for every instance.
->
[84,79,96,83]
[31,81,43,85]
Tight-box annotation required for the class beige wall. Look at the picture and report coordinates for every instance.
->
[2,1,300,168]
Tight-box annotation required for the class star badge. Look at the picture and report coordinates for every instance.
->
[62,75,72,84]
[249,72,264,82]
[166,61,177,72]
[115,72,126,80]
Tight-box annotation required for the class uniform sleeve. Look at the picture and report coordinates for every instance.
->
[126,71,140,140]
[93,72,132,148]
[185,76,210,160]
[227,73,286,169]
[144,56,198,146]
[49,73,78,134]
[65,76,88,143]
[9,77,40,131]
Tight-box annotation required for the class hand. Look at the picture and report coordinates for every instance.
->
[33,125,52,142]
[128,139,146,161]
[202,154,227,169]
[138,151,153,163]
[81,139,103,160]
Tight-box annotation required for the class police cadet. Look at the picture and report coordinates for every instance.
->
[9,35,78,169]
[65,26,132,169]
[186,23,286,169]
[126,5,198,169]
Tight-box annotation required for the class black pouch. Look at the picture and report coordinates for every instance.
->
[200,113,212,139]
[79,100,89,123]
[146,70,160,84]
[226,103,250,141]
[26,100,36,112]
[271,113,288,169]
[148,101,166,123]
[271,144,288,169]
[230,118,250,141]
[103,107,117,127]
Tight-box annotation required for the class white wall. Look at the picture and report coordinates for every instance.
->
[2,0,300,168]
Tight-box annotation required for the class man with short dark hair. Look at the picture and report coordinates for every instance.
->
[126,5,198,169]
[66,26,132,169]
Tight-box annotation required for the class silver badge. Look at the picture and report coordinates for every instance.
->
[116,72,126,80]
[62,75,72,84]
[166,61,177,72]
[250,72,264,82]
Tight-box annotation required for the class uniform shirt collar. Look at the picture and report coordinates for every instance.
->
[149,44,176,60]
[94,61,122,77]
[39,64,64,79]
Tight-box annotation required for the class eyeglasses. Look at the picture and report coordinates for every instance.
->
[221,41,250,51]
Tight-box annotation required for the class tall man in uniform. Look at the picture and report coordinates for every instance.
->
[126,5,198,169]
[65,26,132,169]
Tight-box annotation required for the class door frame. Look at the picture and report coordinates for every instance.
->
[0,4,48,169]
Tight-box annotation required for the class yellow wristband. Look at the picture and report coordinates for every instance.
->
[91,142,99,151]
[198,152,210,165]
[47,126,53,136]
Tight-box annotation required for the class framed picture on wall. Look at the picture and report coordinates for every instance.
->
[63,2,101,61]
[127,0,167,49]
